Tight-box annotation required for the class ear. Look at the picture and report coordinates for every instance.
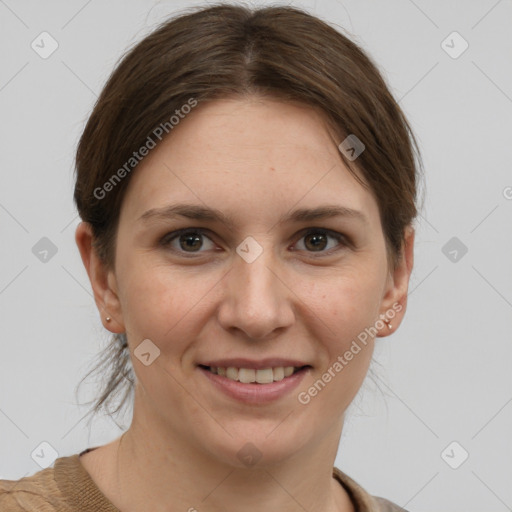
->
[376,225,415,338]
[75,222,125,333]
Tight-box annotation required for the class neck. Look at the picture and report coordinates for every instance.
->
[109,393,354,512]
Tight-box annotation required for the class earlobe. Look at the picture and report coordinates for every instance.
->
[376,225,415,338]
[75,222,125,333]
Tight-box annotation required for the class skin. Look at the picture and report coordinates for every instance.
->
[75,96,414,512]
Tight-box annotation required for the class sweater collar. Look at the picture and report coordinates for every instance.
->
[54,451,380,512]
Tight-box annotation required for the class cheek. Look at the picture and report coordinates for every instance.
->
[299,276,377,413]
[298,269,381,397]
[119,260,213,344]
[303,267,382,334]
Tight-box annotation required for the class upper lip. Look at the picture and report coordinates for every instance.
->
[198,358,310,370]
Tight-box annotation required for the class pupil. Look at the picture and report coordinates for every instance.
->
[180,233,202,251]
[305,233,326,251]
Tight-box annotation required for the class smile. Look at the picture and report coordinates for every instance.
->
[197,364,311,404]
[200,365,307,383]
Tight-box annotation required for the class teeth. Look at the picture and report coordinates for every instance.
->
[273,367,285,380]
[206,365,300,383]
[239,368,257,383]
[226,367,238,380]
[283,367,294,377]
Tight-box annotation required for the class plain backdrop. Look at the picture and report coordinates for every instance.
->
[1,1,511,510]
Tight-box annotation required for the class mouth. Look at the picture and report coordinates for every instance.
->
[197,363,312,404]
[198,364,311,384]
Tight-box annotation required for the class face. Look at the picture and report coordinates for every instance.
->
[81,96,413,468]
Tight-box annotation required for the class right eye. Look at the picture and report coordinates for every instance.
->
[160,228,217,256]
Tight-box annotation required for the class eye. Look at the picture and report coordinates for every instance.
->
[160,227,348,258]
[160,228,216,256]
[293,228,348,255]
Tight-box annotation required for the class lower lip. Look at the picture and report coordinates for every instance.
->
[198,366,310,405]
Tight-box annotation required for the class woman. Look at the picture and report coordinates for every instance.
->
[0,3,421,511]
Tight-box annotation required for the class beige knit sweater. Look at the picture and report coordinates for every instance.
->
[0,448,408,511]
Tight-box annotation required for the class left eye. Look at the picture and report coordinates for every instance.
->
[294,229,346,254]
[160,228,347,256]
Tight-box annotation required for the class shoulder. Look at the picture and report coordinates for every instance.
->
[1,451,120,512]
[0,464,66,512]
[333,466,409,512]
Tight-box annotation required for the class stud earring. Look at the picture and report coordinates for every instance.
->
[385,319,392,329]
[106,316,111,322]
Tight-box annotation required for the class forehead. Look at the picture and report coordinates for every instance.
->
[160,97,343,165]
[120,97,379,228]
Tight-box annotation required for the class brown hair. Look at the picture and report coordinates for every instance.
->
[74,2,424,423]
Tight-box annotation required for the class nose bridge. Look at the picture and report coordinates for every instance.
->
[234,236,280,307]
[218,236,294,338]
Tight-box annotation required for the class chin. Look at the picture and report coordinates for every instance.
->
[202,424,311,470]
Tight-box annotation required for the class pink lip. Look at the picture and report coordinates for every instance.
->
[198,358,309,370]
[197,366,310,405]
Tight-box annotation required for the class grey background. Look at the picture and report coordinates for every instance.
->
[1,1,511,510]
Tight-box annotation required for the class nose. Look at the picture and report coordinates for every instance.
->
[216,243,295,340]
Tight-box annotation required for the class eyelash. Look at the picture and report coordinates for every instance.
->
[159,227,349,258]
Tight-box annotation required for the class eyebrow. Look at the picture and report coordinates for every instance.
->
[137,203,368,229]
